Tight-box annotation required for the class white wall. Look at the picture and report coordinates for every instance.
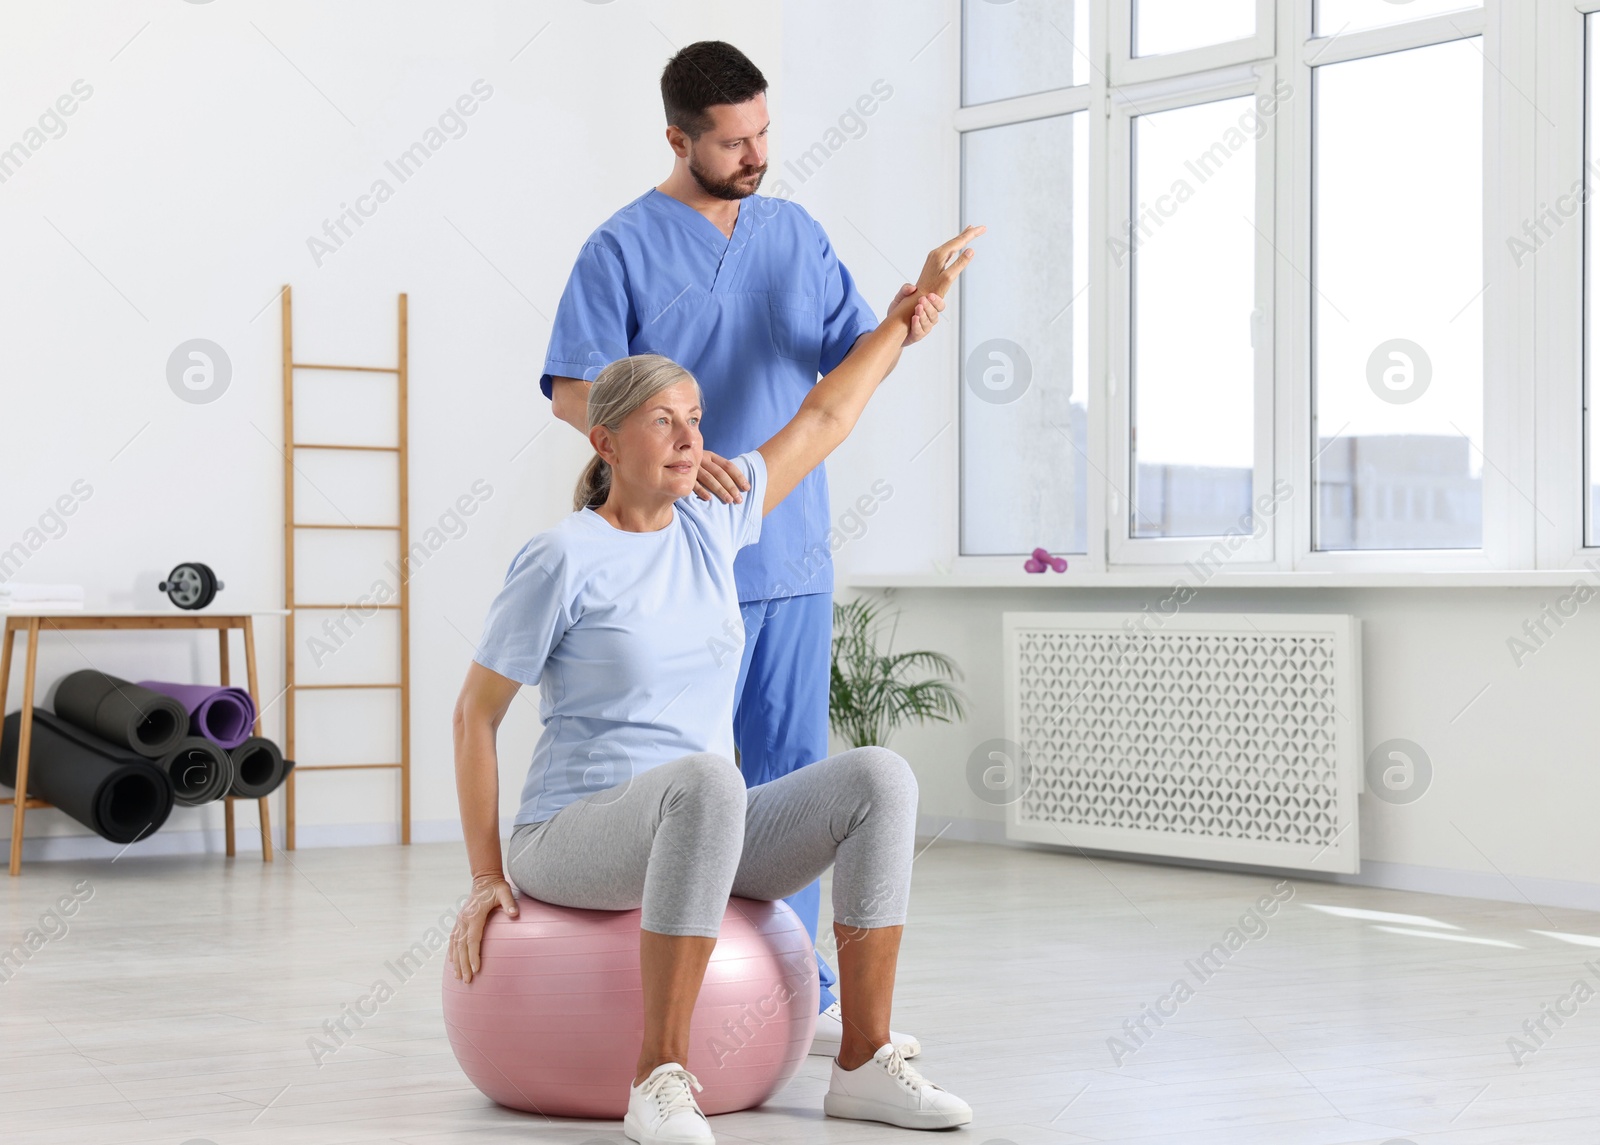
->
[830,585,1600,912]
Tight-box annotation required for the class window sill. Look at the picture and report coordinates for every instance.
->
[845,569,1599,590]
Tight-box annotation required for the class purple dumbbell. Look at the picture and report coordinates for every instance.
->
[1029,547,1068,573]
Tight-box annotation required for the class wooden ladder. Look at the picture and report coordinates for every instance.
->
[279,285,411,850]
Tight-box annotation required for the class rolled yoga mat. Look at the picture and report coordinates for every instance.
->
[53,670,188,759]
[159,737,234,806]
[135,680,256,750]
[227,737,293,799]
[1,709,175,844]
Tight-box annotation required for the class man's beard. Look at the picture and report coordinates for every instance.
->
[688,152,766,201]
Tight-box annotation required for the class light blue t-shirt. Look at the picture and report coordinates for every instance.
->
[474,450,767,826]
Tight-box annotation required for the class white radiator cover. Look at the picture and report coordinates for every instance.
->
[1002,612,1363,874]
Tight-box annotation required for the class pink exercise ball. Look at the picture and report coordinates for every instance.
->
[442,894,818,1119]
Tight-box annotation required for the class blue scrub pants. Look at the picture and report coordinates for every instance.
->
[732,590,838,1011]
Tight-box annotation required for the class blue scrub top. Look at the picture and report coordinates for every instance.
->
[539,189,879,603]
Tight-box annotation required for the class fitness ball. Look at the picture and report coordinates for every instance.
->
[442,895,818,1118]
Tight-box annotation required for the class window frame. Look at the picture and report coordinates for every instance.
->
[1112,0,1277,86]
[935,0,1592,587]
[951,81,1104,577]
[1536,0,1600,570]
[1107,65,1280,567]
[1286,1,1521,574]
[960,0,1091,110]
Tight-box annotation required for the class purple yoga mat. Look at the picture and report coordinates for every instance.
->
[135,680,257,750]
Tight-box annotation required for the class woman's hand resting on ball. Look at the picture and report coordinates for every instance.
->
[448,871,520,984]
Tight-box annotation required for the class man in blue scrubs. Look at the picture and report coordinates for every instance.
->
[540,40,937,1057]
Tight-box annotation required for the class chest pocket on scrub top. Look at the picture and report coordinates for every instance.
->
[766,291,822,365]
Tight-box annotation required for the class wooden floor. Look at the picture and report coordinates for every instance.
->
[3,837,1599,1144]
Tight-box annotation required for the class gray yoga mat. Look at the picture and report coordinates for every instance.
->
[53,670,188,759]
[159,737,234,806]
[227,737,293,799]
[0,709,175,844]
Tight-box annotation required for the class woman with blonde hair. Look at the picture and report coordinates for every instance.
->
[449,225,983,1144]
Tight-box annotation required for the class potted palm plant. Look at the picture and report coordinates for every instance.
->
[829,597,967,749]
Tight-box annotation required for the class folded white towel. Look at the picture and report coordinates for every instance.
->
[0,583,85,603]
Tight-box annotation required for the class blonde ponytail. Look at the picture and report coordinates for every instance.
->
[573,454,612,511]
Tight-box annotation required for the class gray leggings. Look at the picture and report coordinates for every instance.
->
[505,746,918,938]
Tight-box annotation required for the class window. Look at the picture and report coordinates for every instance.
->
[1133,0,1255,58]
[1129,95,1261,539]
[939,0,1592,583]
[960,113,1090,555]
[1588,13,1600,547]
[1312,40,1484,551]
[1113,0,1275,84]
[962,0,1088,107]
[1315,0,1482,37]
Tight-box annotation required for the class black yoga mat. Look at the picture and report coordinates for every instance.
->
[227,737,293,799]
[53,670,187,759]
[0,709,175,845]
[159,737,233,807]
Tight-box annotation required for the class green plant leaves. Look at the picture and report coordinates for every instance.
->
[829,598,966,749]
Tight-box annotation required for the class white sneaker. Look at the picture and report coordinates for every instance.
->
[624,1062,714,1145]
[809,1001,921,1059]
[825,1042,972,1129]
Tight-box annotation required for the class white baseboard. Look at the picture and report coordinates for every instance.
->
[10,812,1598,915]
[911,813,1600,915]
[2,816,488,863]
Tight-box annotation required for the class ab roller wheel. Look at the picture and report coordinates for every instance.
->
[159,562,224,610]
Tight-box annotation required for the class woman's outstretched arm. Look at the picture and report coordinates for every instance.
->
[756,225,984,516]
